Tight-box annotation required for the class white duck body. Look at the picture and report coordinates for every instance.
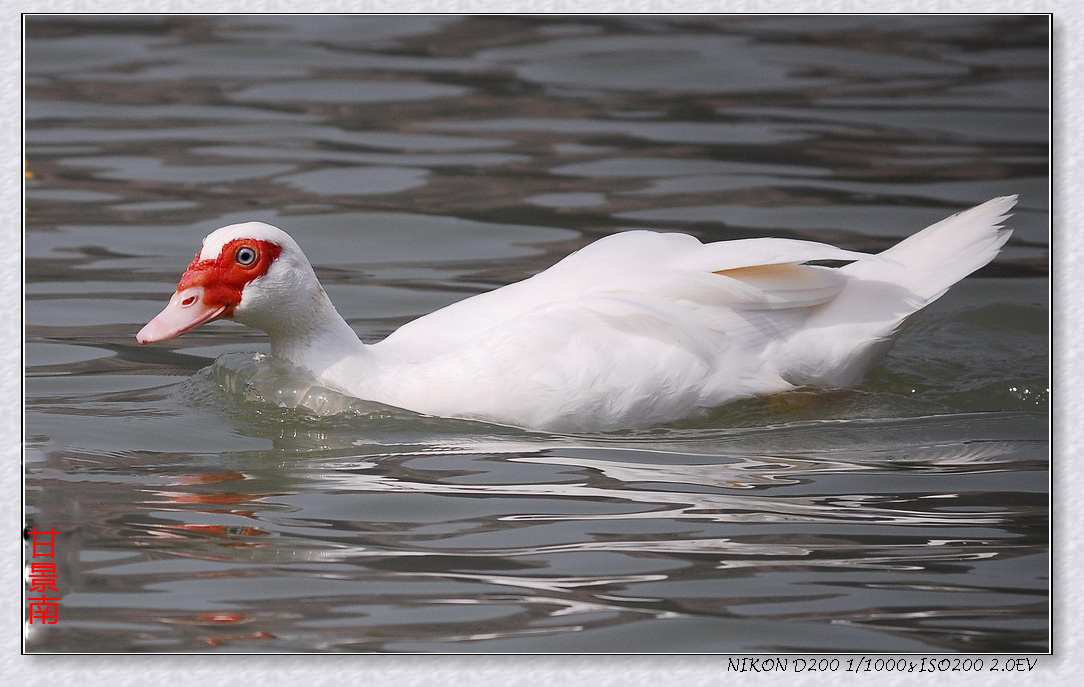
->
[138,196,1015,432]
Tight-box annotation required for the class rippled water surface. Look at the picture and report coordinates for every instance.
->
[24,15,1048,653]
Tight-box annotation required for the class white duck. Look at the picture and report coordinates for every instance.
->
[138,196,1015,431]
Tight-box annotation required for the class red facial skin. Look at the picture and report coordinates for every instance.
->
[178,238,283,316]
[136,238,282,344]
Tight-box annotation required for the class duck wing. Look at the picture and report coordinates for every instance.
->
[380,229,872,358]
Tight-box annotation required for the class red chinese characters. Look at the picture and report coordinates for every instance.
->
[26,527,59,625]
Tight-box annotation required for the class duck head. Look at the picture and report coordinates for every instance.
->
[136,222,320,344]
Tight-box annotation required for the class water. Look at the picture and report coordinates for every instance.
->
[23,15,1048,653]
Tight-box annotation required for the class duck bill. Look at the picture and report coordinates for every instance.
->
[137,285,228,344]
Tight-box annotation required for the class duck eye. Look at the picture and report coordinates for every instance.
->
[235,246,258,266]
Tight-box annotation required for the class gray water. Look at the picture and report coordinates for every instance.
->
[24,15,1048,653]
